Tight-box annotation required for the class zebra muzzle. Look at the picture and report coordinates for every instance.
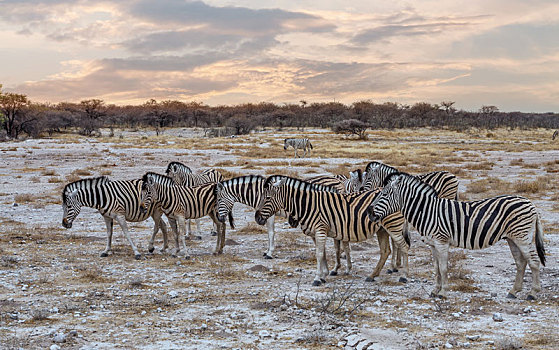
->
[139,205,148,215]
[62,218,72,229]
[366,207,381,222]
[254,211,267,226]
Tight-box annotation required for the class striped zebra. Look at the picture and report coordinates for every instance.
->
[214,175,295,259]
[363,161,459,272]
[62,176,171,259]
[306,170,365,275]
[166,161,223,238]
[553,130,559,140]
[139,172,234,257]
[255,175,409,286]
[284,138,313,158]
[367,172,546,299]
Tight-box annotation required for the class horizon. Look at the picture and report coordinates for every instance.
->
[1,1,559,113]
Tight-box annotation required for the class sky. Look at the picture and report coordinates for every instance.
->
[1,0,558,112]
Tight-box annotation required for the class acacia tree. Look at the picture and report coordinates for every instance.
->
[79,99,105,135]
[0,90,30,139]
[332,119,369,139]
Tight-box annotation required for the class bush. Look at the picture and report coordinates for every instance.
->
[332,119,369,139]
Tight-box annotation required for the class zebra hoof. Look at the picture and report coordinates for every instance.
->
[399,277,408,283]
[100,252,109,257]
[194,235,202,240]
[365,277,375,282]
[507,293,517,299]
[392,268,399,273]
[312,280,322,286]
[211,231,218,237]
[526,294,536,301]
[386,269,393,274]
[263,254,273,260]
[148,247,155,253]
[134,254,141,260]
[329,271,338,276]
[320,278,326,283]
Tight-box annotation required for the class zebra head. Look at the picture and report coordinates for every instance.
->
[348,169,364,192]
[165,161,191,185]
[367,173,403,223]
[255,176,287,226]
[215,182,235,223]
[140,173,158,214]
[62,188,80,228]
[283,139,289,150]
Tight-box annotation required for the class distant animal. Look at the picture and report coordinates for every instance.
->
[62,176,171,259]
[553,130,558,140]
[367,172,545,299]
[140,172,234,257]
[284,138,313,158]
[255,175,409,286]
[165,161,223,238]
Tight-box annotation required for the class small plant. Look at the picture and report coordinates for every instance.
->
[30,308,50,321]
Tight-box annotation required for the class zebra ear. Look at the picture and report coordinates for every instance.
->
[216,183,224,192]
[147,174,155,185]
[273,177,285,187]
[67,189,78,197]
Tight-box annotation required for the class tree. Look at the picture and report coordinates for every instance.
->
[79,99,105,135]
[440,101,456,115]
[225,113,256,135]
[0,91,30,138]
[332,119,369,140]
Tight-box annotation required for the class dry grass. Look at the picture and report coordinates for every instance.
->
[235,222,267,235]
[463,161,494,171]
[264,167,299,178]
[41,169,58,176]
[14,193,35,203]
[513,177,549,194]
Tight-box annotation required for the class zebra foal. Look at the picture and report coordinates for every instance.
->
[367,172,546,299]
[284,138,313,158]
[62,176,170,259]
[255,175,409,286]
[140,172,233,257]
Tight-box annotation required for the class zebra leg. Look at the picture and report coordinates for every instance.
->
[433,241,449,298]
[210,221,218,237]
[506,239,527,299]
[159,218,169,253]
[168,217,180,256]
[312,231,328,286]
[148,210,163,253]
[388,238,398,273]
[366,228,391,282]
[210,212,225,255]
[513,238,542,300]
[175,216,189,258]
[343,241,351,275]
[330,239,342,276]
[113,214,141,260]
[429,244,442,297]
[101,216,114,257]
[263,216,275,259]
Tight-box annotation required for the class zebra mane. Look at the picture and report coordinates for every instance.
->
[365,161,397,174]
[62,176,110,203]
[352,168,363,182]
[264,175,338,193]
[142,172,175,186]
[165,161,191,174]
[385,172,439,197]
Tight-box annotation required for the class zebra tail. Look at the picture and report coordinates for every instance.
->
[535,216,546,266]
[309,142,313,149]
[228,211,235,230]
[404,229,411,247]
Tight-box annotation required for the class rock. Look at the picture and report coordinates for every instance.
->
[259,330,271,337]
[249,264,269,272]
[462,342,471,348]
[53,333,66,343]
[50,345,61,350]
[466,335,480,341]
[452,312,461,318]
[492,313,503,322]
[68,330,78,337]
[225,238,240,246]
[374,300,382,307]
[169,291,179,298]
[444,343,453,349]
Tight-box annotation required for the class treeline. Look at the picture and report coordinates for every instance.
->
[1,87,558,140]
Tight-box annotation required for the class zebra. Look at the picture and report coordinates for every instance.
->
[61,176,171,259]
[284,138,313,158]
[254,175,409,286]
[553,130,559,140]
[306,170,366,275]
[165,161,223,238]
[363,161,459,272]
[214,175,297,259]
[139,172,234,257]
[367,172,546,299]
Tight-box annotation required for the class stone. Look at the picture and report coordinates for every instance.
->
[466,335,480,341]
[492,313,503,322]
[53,333,66,343]
[50,345,61,350]
[259,330,271,337]
[444,343,453,349]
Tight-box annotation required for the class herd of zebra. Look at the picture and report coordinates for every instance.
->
[61,158,546,300]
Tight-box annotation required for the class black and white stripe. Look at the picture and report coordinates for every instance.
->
[61,176,170,259]
[166,161,223,237]
[368,172,546,299]
[284,138,313,158]
[140,172,233,257]
[215,175,291,259]
[255,175,409,286]
[553,130,558,140]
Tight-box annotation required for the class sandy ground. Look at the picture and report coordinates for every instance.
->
[0,128,558,350]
